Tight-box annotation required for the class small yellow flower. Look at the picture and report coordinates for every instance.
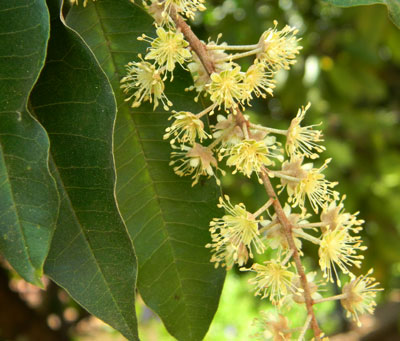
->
[140,27,191,77]
[320,196,364,233]
[252,312,292,341]
[163,0,206,20]
[221,138,283,181]
[257,20,302,71]
[120,59,172,110]
[319,228,367,285]
[245,259,296,305]
[286,103,325,159]
[207,66,246,111]
[279,158,339,213]
[341,269,383,326]
[206,196,265,269]
[243,61,276,102]
[169,143,223,186]
[163,111,210,145]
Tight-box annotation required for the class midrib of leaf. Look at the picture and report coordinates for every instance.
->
[46,155,132,334]
[90,4,194,335]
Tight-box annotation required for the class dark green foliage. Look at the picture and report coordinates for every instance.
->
[1,0,399,339]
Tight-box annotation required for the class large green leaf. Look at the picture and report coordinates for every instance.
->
[67,0,225,339]
[323,0,400,28]
[0,0,59,285]
[29,0,138,339]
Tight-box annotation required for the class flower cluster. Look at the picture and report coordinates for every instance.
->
[120,2,382,339]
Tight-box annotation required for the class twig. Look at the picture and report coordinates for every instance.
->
[261,172,321,339]
[169,7,215,74]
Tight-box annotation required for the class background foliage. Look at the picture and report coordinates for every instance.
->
[1,0,400,340]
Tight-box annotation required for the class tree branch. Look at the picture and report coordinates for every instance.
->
[261,172,322,339]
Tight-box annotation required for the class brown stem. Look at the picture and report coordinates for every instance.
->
[169,7,215,75]
[260,171,322,340]
[170,9,322,340]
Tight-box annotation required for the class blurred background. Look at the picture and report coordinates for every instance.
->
[1,0,400,340]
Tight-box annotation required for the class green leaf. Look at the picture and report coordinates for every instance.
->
[322,0,400,28]
[29,0,138,339]
[66,1,225,339]
[0,0,59,285]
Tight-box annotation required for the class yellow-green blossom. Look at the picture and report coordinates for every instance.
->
[207,66,246,111]
[221,138,283,181]
[120,59,172,110]
[320,196,364,233]
[206,196,265,269]
[186,44,230,96]
[245,259,296,305]
[170,143,223,186]
[252,312,292,340]
[341,269,382,326]
[257,20,302,71]
[279,158,339,213]
[163,111,210,145]
[140,27,191,77]
[163,0,206,20]
[319,228,367,286]
[286,103,325,159]
[243,61,275,102]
